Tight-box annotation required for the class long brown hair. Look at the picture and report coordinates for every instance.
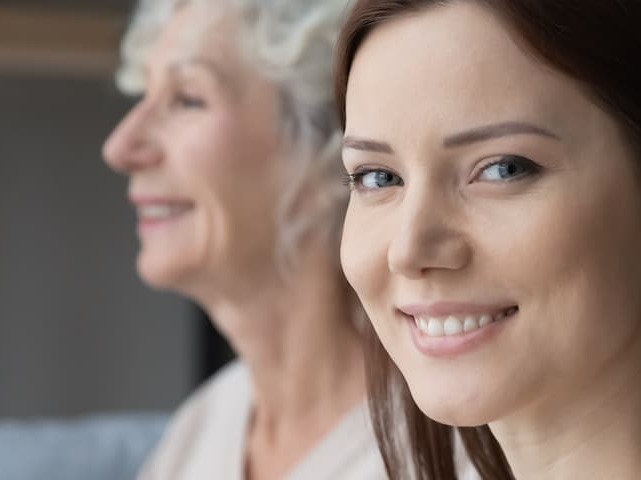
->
[335,1,641,478]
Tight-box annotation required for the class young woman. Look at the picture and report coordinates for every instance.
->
[102,0,389,478]
[335,0,641,479]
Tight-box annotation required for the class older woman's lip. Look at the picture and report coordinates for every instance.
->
[128,195,194,207]
[128,196,195,234]
[136,203,193,220]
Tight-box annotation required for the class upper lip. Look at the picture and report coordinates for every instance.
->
[128,195,194,207]
[397,301,516,318]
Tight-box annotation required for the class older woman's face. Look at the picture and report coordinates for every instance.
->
[342,2,641,426]
[103,4,283,295]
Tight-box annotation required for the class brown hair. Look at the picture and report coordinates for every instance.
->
[335,1,641,478]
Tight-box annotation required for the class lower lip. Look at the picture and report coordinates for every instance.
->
[406,310,516,358]
[136,210,192,236]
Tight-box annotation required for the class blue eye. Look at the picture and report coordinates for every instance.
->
[476,155,540,182]
[346,169,404,191]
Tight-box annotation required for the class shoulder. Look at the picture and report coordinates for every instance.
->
[168,360,250,428]
[287,401,388,480]
[138,360,252,479]
[197,360,251,404]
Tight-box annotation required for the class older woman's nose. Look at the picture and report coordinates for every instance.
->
[387,192,471,278]
[102,100,161,174]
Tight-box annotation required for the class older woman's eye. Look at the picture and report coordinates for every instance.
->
[172,92,206,109]
[475,155,541,182]
[345,169,404,191]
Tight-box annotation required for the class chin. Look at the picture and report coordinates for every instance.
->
[418,404,490,428]
[414,398,494,428]
[405,375,501,428]
[136,251,195,293]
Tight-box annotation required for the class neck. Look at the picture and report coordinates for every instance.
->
[198,249,366,478]
[491,351,641,480]
[224,289,365,424]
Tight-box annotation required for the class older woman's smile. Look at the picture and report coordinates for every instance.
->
[129,196,195,234]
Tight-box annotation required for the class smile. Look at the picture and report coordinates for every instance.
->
[398,302,519,357]
[136,203,193,221]
[413,306,518,337]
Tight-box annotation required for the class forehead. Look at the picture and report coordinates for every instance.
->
[345,2,594,146]
[146,3,242,76]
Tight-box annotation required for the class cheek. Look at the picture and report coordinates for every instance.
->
[340,201,393,318]
[340,214,403,359]
[184,120,238,168]
[177,107,267,164]
[176,121,258,205]
[486,177,641,366]
[340,206,364,291]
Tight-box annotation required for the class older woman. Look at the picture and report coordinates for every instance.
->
[101,0,387,478]
[336,0,641,479]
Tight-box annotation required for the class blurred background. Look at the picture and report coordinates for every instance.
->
[0,0,233,420]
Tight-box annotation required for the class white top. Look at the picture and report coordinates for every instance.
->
[137,361,388,479]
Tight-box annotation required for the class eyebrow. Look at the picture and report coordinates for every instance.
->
[342,137,395,154]
[169,58,239,96]
[443,121,561,148]
[342,121,560,155]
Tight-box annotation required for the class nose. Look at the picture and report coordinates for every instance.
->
[387,188,471,278]
[102,98,162,175]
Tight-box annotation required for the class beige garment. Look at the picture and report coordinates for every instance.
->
[137,361,387,479]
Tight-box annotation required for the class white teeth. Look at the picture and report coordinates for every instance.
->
[417,317,429,332]
[414,308,512,338]
[444,316,463,336]
[427,318,444,337]
[479,314,493,327]
[463,316,479,333]
[137,204,190,219]
[139,205,172,219]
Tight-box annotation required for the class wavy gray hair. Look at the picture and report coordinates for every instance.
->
[116,0,352,281]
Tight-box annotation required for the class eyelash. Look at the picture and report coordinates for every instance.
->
[343,168,404,192]
[472,154,542,183]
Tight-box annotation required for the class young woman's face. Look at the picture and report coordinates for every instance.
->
[342,2,641,426]
[103,4,283,297]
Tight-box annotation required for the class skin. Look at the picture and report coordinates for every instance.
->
[103,4,365,480]
[341,3,641,479]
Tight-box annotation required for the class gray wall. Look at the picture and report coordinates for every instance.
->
[1,0,133,13]
[0,74,199,418]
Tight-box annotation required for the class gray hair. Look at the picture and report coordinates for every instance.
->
[117,0,352,281]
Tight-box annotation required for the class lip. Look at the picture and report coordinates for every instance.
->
[128,195,194,207]
[397,301,518,358]
[398,301,514,318]
[128,195,195,234]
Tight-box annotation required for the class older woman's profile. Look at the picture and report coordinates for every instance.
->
[102,0,390,478]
